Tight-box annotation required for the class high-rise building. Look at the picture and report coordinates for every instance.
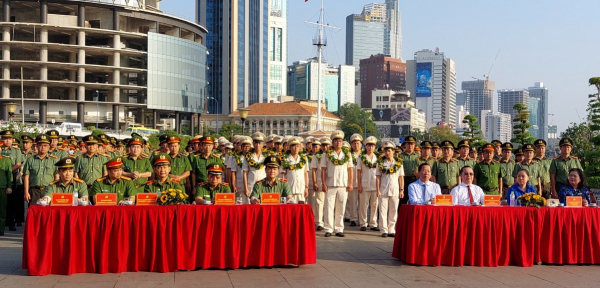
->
[461,80,495,126]
[372,90,426,141]
[481,110,512,143]
[456,92,467,107]
[268,0,287,102]
[406,49,457,126]
[528,82,549,140]
[359,54,406,108]
[384,0,402,59]
[457,106,470,129]
[528,97,541,139]
[198,0,269,114]
[498,89,529,120]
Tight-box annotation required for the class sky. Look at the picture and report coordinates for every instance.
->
[160,0,600,134]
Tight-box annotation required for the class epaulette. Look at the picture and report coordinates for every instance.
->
[198,182,207,186]
[140,153,149,159]
[256,179,265,184]
[572,156,578,159]
[170,178,180,184]
[182,152,189,157]
[220,182,229,186]
[73,178,84,183]
[554,156,560,160]
[120,176,131,181]
[154,151,160,155]
[279,178,287,182]
[146,180,155,185]
[96,177,107,182]
[49,155,58,159]
[48,180,59,186]
[101,153,110,157]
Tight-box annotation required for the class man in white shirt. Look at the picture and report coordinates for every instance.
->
[356,136,379,231]
[321,131,354,237]
[450,166,485,205]
[376,141,404,238]
[282,137,309,203]
[243,133,267,200]
[310,137,329,231]
[408,163,442,204]
[345,133,363,227]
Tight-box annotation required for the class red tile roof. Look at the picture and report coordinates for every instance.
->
[229,102,340,119]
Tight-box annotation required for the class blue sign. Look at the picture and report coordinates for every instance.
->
[416,62,432,97]
[398,137,405,144]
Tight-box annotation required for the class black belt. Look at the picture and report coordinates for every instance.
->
[30,186,46,190]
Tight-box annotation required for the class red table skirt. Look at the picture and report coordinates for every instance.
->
[22,204,316,275]
[393,205,600,267]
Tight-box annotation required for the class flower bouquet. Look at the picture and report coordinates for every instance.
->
[159,189,189,206]
[517,192,546,208]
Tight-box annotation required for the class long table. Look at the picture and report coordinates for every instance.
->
[392,205,600,267]
[22,204,317,276]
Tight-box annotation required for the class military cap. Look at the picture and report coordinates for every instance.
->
[58,136,64,143]
[110,137,117,144]
[240,136,253,145]
[264,156,281,168]
[320,137,332,145]
[382,141,395,149]
[78,141,85,147]
[200,136,214,144]
[274,136,284,144]
[363,136,377,145]
[522,143,535,151]
[82,135,98,144]
[266,134,275,143]
[55,157,75,169]
[207,163,225,175]
[189,135,202,144]
[46,129,59,139]
[342,141,351,149]
[116,140,125,147]
[481,143,495,152]
[167,136,180,144]
[225,142,234,149]
[159,134,169,144]
[331,130,345,140]
[288,137,301,146]
[420,141,432,149]
[457,139,471,148]
[13,138,20,145]
[128,137,144,147]
[105,157,124,169]
[312,139,321,145]
[36,134,50,144]
[350,133,363,143]
[122,138,131,146]
[252,132,266,142]
[218,138,229,146]
[440,140,455,149]
[0,130,14,139]
[491,140,502,146]
[304,137,313,144]
[514,148,524,156]
[404,136,416,143]
[559,137,573,147]
[395,145,403,152]
[153,153,171,166]
[131,132,143,138]
[67,135,78,142]
[470,147,478,153]
[21,135,33,143]
[414,146,421,152]
[282,136,291,144]
[431,142,441,149]
[534,139,547,147]
[501,142,513,151]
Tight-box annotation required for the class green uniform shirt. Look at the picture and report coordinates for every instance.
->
[415,156,436,176]
[23,154,59,187]
[192,152,223,183]
[122,155,153,191]
[534,156,552,184]
[432,158,460,188]
[513,160,541,186]
[0,156,13,188]
[74,153,109,185]
[399,152,419,179]
[49,147,68,160]
[250,178,291,200]
[44,178,88,198]
[499,158,516,187]
[474,160,505,194]
[168,153,192,185]
[90,176,136,202]
[1,146,23,167]
[456,156,477,170]
[549,155,583,185]
[195,182,232,200]
[143,177,185,193]
[21,150,35,159]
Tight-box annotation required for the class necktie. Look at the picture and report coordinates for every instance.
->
[467,185,474,204]
[422,184,427,202]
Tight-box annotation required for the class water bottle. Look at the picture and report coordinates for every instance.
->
[510,192,515,207]
[73,189,78,206]
[157,189,161,198]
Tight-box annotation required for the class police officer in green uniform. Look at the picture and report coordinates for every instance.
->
[456,140,477,170]
[21,135,35,158]
[90,157,135,204]
[151,135,171,163]
[250,156,291,204]
[431,140,461,194]
[498,142,515,199]
[166,136,191,185]
[491,140,503,161]
[195,163,231,204]
[74,136,108,191]
[474,143,505,195]
[114,140,125,157]
[0,152,12,236]
[398,136,419,204]
[144,153,185,194]
[46,130,68,159]
[533,139,553,199]
[513,143,542,194]
[122,137,153,194]
[469,147,479,163]
[415,141,436,176]
[550,137,582,198]
[23,134,59,206]
[0,130,22,231]
[431,142,442,160]
[191,136,223,188]
[43,157,88,201]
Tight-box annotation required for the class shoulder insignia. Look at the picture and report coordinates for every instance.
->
[221,182,229,186]
[572,156,578,159]
[73,178,84,183]
[554,156,560,159]
[256,179,265,184]
[198,182,207,186]
[154,151,160,155]
[182,152,189,157]
[102,153,110,157]
[48,180,59,186]
[141,152,149,158]
[145,180,155,185]
[120,176,132,181]
[170,178,180,184]
[279,178,288,182]
[96,177,107,182]
[49,155,58,159]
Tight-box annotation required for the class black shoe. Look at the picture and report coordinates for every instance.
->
[324,232,332,237]
[344,218,350,222]
[360,227,367,231]
[370,227,380,231]
[16,223,22,227]
[350,221,357,227]
[8,226,16,231]
[388,233,395,237]
[382,233,388,238]
[0,231,4,236]
[316,226,324,231]
[335,232,345,237]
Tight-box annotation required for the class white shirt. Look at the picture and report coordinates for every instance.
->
[320,149,354,187]
[310,153,323,188]
[242,152,266,189]
[376,158,405,197]
[450,183,485,206]
[351,151,360,187]
[356,153,378,191]
[284,153,308,195]
[408,179,442,204]
[230,154,245,185]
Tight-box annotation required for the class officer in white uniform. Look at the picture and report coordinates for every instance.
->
[377,141,404,238]
[321,131,354,237]
[345,133,362,227]
[356,136,379,231]
[243,133,268,203]
[282,137,309,203]
[311,137,329,231]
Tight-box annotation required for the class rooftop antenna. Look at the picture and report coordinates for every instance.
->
[305,0,340,131]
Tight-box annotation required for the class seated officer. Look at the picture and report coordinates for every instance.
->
[144,153,185,193]
[42,158,88,202]
[195,164,231,204]
[90,157,136,204]
[250,156,291,204]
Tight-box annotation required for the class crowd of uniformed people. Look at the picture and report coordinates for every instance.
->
[0,127,590,238]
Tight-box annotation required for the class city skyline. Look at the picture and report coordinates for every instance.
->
[162,0,600,133]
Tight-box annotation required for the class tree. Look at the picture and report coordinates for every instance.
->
[562,121,593,163]
[337,103,381,140]
[427,125,459,144]
[511,103,536,145]
[461,114,484,144]
[219,123,243,140]
[147,130,192,152]
[91,129,105,137]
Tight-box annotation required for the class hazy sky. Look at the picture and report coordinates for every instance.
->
[161,0,600,133]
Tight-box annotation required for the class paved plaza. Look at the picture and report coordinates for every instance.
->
[2,223,600,288]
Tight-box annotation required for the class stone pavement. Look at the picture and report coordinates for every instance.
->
[2,223,600,288]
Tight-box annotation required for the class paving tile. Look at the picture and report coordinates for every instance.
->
[227,268,291,288]
[520,265,600,287]
[53,282,117,288]
[116,272,174,283]
[57,272,121,283]
[0,273,63,286]
[464,266,561,288]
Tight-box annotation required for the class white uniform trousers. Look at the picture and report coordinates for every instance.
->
[324,187,348,233]
[290,193,305,203]
[309,190,325,227]
[359,190,378,228]
[235,179,249,204]
[378,195,399,234]
[344,188,359,222]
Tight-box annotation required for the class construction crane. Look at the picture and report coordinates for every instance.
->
[483,49,501,81]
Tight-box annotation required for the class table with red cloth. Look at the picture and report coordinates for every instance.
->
[22,204,316,276]
[392,205,600,267]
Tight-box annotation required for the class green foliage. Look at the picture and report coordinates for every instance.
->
[587,176,600,189]
[86,126,95,131]
[461,114,484,144]
[511,103,536,145]
[147,130,192,152]
[219,123,244,139]
[427,126,459,144]
[91,130,105,137]
[337,103,381,140]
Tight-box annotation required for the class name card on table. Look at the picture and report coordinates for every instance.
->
[566,196,583,207]
[261,193,281,205]
[435,195,453,206]
[214,193,235,205]
[94,193,118,206]
[484,195,501,206]
[51,193,74,206]
[136,193,158,205]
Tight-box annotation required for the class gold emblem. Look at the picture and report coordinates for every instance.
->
[66,159,72,164]
[105,195,109,199]
[160,155,166,160]
[117,158,121,162]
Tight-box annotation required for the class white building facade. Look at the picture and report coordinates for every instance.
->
[481,110,512,143]
[268,0,287,102]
